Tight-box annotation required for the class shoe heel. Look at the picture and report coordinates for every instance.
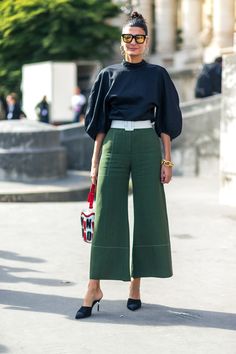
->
[75,298,102,319]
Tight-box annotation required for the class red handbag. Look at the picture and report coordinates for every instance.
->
[81,184,96,243]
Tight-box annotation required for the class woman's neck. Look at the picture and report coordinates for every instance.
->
[124,54,143,63]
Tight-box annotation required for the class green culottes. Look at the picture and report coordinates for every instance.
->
[89,127,173,281]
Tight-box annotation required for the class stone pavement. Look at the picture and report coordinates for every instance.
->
[0,176,235,354]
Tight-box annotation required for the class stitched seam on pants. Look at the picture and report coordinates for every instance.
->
[133,244,170,247]
[106,129,116,177]
[97,129,116,251]
[92,245,129,249]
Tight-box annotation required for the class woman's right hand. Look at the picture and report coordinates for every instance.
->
[90,160,99,185]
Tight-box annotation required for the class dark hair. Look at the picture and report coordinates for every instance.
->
[214,56,222,63]
[123,11,148,35]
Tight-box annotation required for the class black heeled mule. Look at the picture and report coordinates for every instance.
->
[75,299,101,319]
[127,298,142,311]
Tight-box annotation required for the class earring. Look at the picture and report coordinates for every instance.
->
[120,45,125,57]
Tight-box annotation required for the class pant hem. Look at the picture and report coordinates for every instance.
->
[131,273,173,279]
[89,275,131,282]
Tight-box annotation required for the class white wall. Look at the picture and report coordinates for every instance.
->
[52,63,77,121]
[22,62,52,121]
[22,61,77,122]
[219,54,236,206]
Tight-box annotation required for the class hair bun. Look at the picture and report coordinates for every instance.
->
[130,11,144,20]
[124,10,148,35]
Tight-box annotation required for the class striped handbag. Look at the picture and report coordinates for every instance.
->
[81,184,96,243]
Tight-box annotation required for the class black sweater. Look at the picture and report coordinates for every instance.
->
[85,60,182,140]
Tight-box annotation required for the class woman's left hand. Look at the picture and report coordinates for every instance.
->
[160,165,172,184]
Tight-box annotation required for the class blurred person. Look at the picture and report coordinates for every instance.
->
[75,11,182,319]
[0,93,7,120]
[71,86,86,122]
[35,96,50,123]
[195,57,222,98]
[6,93,26,120]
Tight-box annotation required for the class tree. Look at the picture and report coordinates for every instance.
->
[0,0,121,94]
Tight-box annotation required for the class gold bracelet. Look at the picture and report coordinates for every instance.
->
[161,159,174,167]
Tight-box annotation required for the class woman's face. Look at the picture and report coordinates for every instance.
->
[6,95,15,105]
[121,26,148,58]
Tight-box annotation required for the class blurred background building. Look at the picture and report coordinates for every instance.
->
[20,0,236,119]
[112,0,236,66]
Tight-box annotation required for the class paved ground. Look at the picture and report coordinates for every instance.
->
[0,176,235,354]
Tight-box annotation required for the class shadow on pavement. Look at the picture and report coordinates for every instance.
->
[0,250,45,263]
[0,250,75,287]
[0,265,74,287]
[0,289,235,330]
[0,344,9,353]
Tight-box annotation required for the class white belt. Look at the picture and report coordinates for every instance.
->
[111,120,152,131]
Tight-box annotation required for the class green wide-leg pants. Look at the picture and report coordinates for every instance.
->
[90,128,173,281]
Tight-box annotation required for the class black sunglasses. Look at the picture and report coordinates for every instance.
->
[121,34,147,44]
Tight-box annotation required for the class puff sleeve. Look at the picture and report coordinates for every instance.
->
[155,68,182,140]
[84,70,110,140]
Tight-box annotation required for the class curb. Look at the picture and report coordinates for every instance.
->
[0,171,91,202]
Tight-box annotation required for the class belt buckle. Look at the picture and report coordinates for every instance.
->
[125,121,134,131]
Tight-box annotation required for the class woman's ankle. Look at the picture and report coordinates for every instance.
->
[87,279,101,291]
[83,286,103,305]
[129,279,141,299]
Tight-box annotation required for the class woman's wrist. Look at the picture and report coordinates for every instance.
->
[161,159,174,167]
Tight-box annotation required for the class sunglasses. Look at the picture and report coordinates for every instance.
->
[121,34,147,44]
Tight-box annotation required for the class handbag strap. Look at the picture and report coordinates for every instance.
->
[87,183,96,209]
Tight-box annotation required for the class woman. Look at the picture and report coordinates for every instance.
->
[75,11,182,319]
[71,86,87,122]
